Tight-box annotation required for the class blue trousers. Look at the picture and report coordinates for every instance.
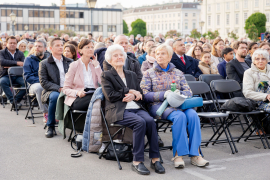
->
[167,109,201,157]
[0,75,25,103]
[47,91,59,127]
[115,109,159,162]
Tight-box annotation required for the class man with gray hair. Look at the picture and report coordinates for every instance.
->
[103,34,143,82]
[23,39,49,122]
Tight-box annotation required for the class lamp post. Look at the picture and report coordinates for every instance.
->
[9,12,16,35]
[24,25,29,33]
[199,21,205,37]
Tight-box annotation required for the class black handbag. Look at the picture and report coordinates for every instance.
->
[220,97,258,112]
[105,143,133,162]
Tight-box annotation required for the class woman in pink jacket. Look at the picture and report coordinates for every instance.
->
[63,39,102,111]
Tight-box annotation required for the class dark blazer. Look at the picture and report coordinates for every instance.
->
[170,53,202,78]
[94,47,107,70]
[226,58,251,86]
[39,54,73,103]
[103,53,143,83]
[0,48,25,77]
[101,68,146,124]
[217,60,227,79]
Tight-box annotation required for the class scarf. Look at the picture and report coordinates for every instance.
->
[146,55,156,64]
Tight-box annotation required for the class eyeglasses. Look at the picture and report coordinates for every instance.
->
[254,58,267,62]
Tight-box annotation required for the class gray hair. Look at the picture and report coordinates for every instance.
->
[114,34,128,44]
[252,48,270,63]
[105,44,127,63]
[155,44,174,57]
[35,39,47,48]
[165,39,174,46]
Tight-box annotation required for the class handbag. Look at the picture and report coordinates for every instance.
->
[179,97,203,110]
[105,142,133,162]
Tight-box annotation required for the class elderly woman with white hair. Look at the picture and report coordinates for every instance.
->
[164,39,174,48]
[17,40,28,57]
[243,49,270,112]
[141,44,209,169]
[101,44,165,175]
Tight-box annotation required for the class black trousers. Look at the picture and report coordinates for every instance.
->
[71,93,93,111]
[115,109,160,161]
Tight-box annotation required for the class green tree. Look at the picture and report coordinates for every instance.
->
[246,24,259,41]
[205,30,219,39]
[128,19,146,37]
[245,12,266,38]
[228,31,239,40]
[190,29,201,39]
[123,20,129,35]
[165,30,181,38]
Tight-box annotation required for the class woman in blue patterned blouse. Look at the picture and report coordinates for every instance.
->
[140,44,209,168]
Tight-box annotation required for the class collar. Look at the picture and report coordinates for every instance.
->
[176,53,184,59]
[7,49,16,56]
[52,55,63,62]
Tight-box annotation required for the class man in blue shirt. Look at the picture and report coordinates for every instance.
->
[138,40,155,65]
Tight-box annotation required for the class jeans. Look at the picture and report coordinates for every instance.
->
[0,75,26,103]
[29,83,48,113]
[47,91,59,127]
[167,109,201,157]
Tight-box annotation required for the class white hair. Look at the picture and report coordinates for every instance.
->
[105,44,127,63]
[114,34,128,44]
[155,44,173,57]
[252,49,270,63]
[73,37,79,41]
[17,40,27,48]
[164,39,174,46]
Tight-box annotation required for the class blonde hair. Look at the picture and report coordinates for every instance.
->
[155,44,173,57]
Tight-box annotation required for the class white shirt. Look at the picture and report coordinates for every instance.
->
[81,60,95,89]
[122,78,140,109]
[176,53,185,63]
[8,49,16,59]
[53,55,65,87]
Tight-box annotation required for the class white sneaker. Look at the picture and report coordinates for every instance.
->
[2,92,6,98]
[171,155,185,168]
[99,143,107,154]
[191,155,209,167]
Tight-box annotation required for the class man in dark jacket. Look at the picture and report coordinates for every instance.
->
[103,34,143,83]
[0,36,25,107]
[94,46,107,70]
[23,39,48,122]
[39,37,72,138]
[170,39,202,78]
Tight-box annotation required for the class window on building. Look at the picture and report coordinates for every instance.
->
[178,23,180,29]
[70,11,75,18]
[17,24,23,31]
[158,24,160,30]
[217,3,220,11]
[226,2,230,10]
[267,13,270,23]
[255,0,259,7]
[193,22,196,29]
[208,16,211,26]
[151,24,153,30]
[1,9,6,16]
[7,9,12,17]
[79,12,84,18]
[208,4,211,11]
[235,13,239,24]
[217,14,220,26]
[93,25,99,31]
[34,10,39,17]
[50,11,54,17]
[162,24,163,30]
[267,0,270,6]
[169,24,171,29]
[45,24,49,29]
[40,11,45,17]
[40,24,44,30]
[193,13,196,17]
[185,22,188,30]
[185,13,188,17]
[79,25,84,31]
[244,0,248,9]
[178,13,180,17]
[227,29,230,34]
[17,10,23,17]
[173,23,175,29]
[235,29,238,33]
[34,24,39,31]
[7,23,10,31]
[226,14,230,25]
[29,24,34,31]
[235,1,239,10]
[45,11,49,17]
[244,13,248,22]
[165,24,167,30]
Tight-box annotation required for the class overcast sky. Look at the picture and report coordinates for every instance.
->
[3,0,193,8]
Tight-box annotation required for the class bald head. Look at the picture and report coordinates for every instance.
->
[114,34,129,52]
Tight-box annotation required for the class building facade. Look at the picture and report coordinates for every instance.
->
[201,0,270,39]
[123,2,201,37]
[0,4,123,37]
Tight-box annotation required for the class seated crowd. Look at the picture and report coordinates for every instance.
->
[1,32,270,175]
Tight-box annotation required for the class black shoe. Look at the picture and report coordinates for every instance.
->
[158,135,164,147]
[45,126,55,138]
[151,160,165,174]
[131,162,150,175]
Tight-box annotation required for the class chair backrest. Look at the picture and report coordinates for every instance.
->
[184,74,196,81]
[187,81,211,95]
[8,67,23,76]
[210,79,241,93]
[199,74,224,85]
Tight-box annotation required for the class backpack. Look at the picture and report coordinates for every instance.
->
[220,97,258,112]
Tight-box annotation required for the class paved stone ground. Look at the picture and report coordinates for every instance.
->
[1,104,270,180]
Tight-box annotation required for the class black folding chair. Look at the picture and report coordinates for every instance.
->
[8,67,25,115]
[210,79,270,151]
[184,74,196,81]
[0,87,7,108]
[68,110,87,142]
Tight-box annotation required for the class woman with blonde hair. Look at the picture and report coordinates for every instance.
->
[97,35,103,43]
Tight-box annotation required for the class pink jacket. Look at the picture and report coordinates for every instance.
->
[63,59,102,106]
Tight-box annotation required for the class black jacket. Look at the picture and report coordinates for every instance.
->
[170,53,202,78]
[0,48,25,77]
[101,68,146,124]
[39,54,73,103]
[94,47,107,70]
[245,54,252,64]
[103,53,143,83]
[226,58,251,86]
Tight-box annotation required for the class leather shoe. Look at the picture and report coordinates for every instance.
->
[151,160,165,174]
[158,135,164,147]
[45,126,55,138]
[131,162,150,175]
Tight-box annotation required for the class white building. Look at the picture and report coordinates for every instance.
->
[123,2,201,37]
[201,0,270,39]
